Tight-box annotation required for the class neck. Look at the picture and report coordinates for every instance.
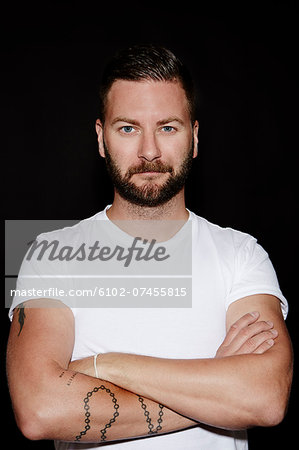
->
[106,189,189,221]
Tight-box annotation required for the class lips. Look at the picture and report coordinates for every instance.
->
[127,163,173,177]
[135,170,164,174]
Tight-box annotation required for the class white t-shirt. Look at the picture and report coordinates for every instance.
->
[9,207,288,449]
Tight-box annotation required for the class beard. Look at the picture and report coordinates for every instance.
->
[103,138,193,207]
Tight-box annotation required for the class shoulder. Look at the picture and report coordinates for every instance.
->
[41,208,108,238]
[189,210,256,253]
[30,208,109,246]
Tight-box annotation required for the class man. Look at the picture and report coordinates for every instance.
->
[7,45,293,449]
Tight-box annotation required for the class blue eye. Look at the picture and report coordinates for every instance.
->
[122,126,134,133]
[162,126,174,132]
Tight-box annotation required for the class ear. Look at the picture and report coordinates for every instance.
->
[192,120,199,158]
[95,119,105,158]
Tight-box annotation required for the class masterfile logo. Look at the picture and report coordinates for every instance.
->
[26,237,170,267]
[5,219,192,309]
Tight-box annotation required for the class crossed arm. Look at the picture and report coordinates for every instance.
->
[7,294,293,443]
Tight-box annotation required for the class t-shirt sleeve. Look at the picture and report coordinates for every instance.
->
[8,234,75,321]
[225,235,288,319]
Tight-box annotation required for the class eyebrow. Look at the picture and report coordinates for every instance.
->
[156,117,184,126]
[111,116,185,126]
[111,117,140,126]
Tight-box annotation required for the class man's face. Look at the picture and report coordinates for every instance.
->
[96,80,198,207]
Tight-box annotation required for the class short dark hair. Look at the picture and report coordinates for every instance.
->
[99,44,196,123]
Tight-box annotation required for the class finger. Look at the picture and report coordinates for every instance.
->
[223,320,275,355]
[235,329,278,355]
[253,339,276,354]
[223,311,260,347]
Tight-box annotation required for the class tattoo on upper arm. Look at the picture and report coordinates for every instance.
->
[75,385,120,442]
[138,396,164,435]
[16,303,26,336]
[66,372,78,386]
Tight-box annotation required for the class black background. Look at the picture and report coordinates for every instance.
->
[1,1,298,448]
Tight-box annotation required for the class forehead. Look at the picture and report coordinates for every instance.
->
[105,79,190,122]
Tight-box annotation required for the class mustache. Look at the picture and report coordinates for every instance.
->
[126,161,174,178]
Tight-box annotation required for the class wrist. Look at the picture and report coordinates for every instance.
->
[96,352,116,381]
[97,352,132,386]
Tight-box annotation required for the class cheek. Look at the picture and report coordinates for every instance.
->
[105,135,139,166]
[157,134,191,158]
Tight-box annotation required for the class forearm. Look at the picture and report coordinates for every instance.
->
[7,303,197,444]
[94,306,292,431]
[96,351,289,430]
[9,360,197,443]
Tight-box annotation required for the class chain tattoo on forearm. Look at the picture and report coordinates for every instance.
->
[15,302,164,441]
[75,385,120,442]
[138,396,164,434]
[75,387,164,442]
[15,301,164,441]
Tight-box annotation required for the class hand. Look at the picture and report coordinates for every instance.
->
[215,311,278,358]
[69,355,95,377]
[69,312,279,374]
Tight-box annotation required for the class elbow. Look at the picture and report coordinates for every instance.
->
[15,407,48,441]
[251,378,292,428]
[255,400,288,428]
[12,393,53,441]
[18,422,45,442]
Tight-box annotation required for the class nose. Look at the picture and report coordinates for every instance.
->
[137,131,161,161]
